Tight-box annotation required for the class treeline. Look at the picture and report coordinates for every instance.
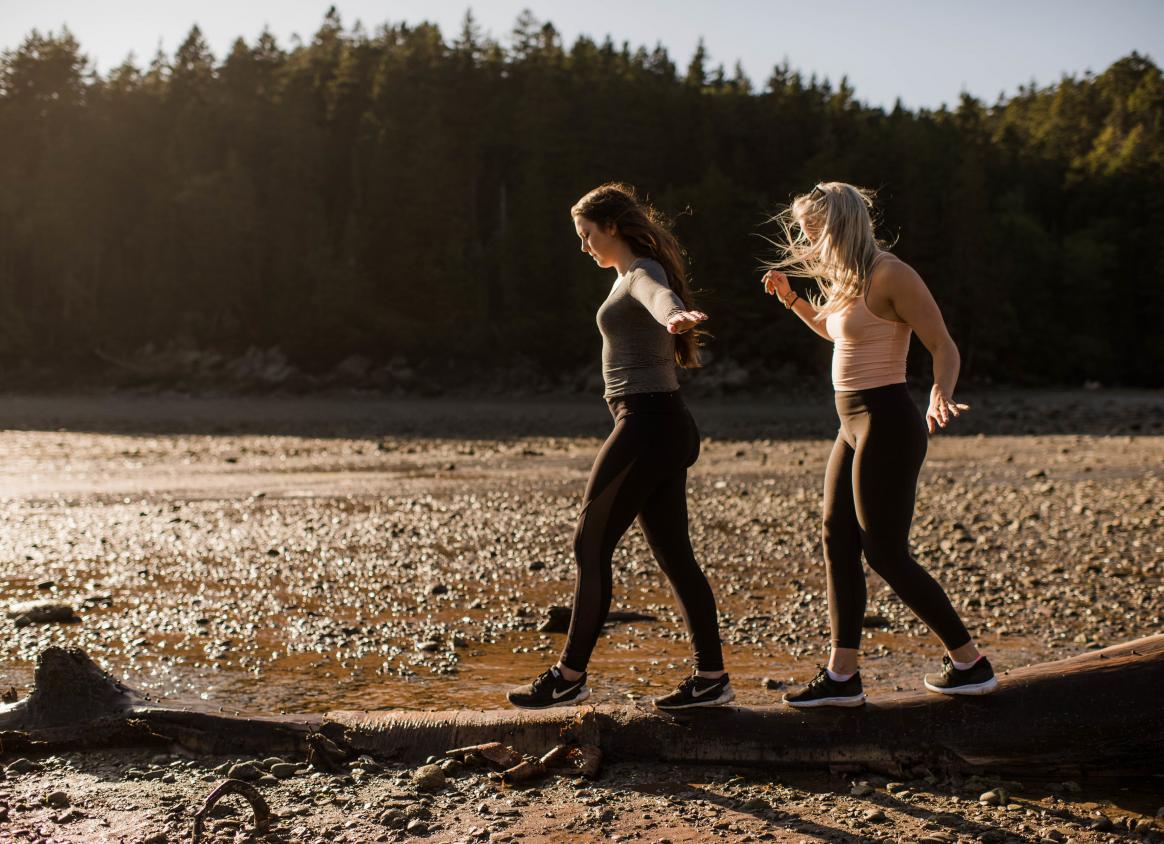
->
[1,9,1161,389]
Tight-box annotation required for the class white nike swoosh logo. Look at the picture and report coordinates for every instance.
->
[552,681,583,700]
[691,683,722,698]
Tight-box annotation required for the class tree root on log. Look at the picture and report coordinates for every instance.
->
[1,637,1162,778]
[445,740,604,783]
[190,778,270,844]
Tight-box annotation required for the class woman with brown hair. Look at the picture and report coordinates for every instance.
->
[763,181,997,707]
[507,182,733,711]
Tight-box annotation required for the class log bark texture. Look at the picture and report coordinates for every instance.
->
[2,637,1162,778]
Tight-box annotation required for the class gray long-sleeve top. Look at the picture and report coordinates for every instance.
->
[597,257,686,398]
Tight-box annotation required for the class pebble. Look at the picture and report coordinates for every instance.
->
[270,762,300,779]
[378,809,403,827]
[931,812,963,825]
[739,796,769,813]
[43,790,69,808]
[227,762,262,781]
[979,789,1007,806]
[412,764,446,792]
[761,677,785,690]
[7,600,76,624]
[405,818,429,834]
[976,831,1005,844]
[850,782,874,797]
[5,758,40,775]
[864,809,887,823]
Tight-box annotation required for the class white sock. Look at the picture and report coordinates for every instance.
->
[951,655,981,671]
[826,668,855,682]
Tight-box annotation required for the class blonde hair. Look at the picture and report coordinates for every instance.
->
[764,182,884,318]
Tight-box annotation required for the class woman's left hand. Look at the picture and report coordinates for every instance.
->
[668,310,708,334]
[926,385,970,433]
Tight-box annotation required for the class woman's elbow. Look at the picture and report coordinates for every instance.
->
[932,337,960,366]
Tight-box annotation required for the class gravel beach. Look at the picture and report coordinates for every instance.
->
[1,390,1161,842]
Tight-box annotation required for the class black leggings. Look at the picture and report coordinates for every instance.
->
[823,383,971,651]
[560,391,724,673]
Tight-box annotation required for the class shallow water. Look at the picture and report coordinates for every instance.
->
[1,393,1161,714]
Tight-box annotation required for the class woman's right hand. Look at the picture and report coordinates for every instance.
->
[763,269,792,299]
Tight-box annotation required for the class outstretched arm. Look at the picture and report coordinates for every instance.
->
[881,262,969,433]
[762,270,832,341]
[628,266,708,334]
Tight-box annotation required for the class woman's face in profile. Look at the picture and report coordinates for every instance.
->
[574,215,620,270]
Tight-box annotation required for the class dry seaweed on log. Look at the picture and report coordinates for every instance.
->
[306,731,352,773]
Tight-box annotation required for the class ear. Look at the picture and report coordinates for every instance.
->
[605,222,619,237]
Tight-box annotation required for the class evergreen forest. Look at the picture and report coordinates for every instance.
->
[1,10,1161,389]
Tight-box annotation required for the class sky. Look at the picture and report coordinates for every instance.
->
[1,0,1161,111]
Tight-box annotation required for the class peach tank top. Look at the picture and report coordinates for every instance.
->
[824,257,911,391]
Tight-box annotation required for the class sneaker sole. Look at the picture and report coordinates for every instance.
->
[508,686,591,710]
[782,693,866,709]
[924,676,999,696]
[652,686,736,711]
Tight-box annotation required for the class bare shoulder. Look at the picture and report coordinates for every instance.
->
[871,252,926,294]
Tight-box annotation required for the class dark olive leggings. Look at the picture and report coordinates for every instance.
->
[823,383,972,651]
[560,391,724,673]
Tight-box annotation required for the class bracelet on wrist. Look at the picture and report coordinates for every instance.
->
[783,292,799,310]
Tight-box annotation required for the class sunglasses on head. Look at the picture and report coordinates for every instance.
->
[809,183,826,200]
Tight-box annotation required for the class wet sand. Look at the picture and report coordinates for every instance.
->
[2,390,1161,713]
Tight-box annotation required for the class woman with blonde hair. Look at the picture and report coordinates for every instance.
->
[507,182,734,711]
[763,182,996,707]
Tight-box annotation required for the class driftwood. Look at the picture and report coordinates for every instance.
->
[0,647,321,756]
[1,638,1162,778]
[191,779,270,844]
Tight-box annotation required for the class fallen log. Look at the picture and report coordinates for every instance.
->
[1,637,1161,778]
[327,634,1164,778]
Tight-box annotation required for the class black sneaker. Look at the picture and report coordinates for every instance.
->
[924,655,998,695]
[653,672,735,710]
[782,667,865,708]
[507,666,590,709]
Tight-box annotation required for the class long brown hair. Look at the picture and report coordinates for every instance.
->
[571,182,702,368]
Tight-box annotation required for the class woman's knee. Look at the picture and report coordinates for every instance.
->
[860,541,914,582]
